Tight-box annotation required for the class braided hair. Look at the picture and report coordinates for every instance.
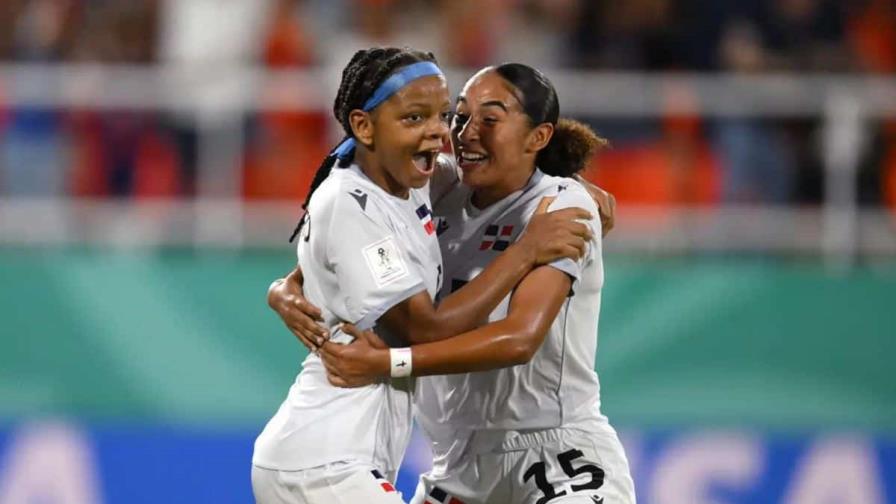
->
[493,63,608,177]
[289,47,439,241]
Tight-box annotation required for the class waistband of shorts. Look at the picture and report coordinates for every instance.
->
[468,427,583,454]
[253,459,388,478]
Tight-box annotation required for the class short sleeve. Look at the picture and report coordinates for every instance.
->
[322,193,427,330]
[544,183,602,281]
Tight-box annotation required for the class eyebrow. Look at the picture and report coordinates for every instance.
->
[455,97,509,112]
[481,100,509,112]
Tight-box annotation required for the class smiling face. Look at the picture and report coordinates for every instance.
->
[451,68,545,203]
[352,74,452,196]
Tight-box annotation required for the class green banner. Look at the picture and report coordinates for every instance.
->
[1,250,893,431]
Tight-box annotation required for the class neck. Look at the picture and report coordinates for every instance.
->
[356,148,409,199]
[471,166,536,209]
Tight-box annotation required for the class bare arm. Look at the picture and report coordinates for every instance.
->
[319,265,572,384]
[377,203,590,345]
[268,266,327,351]
[269,202,591,347]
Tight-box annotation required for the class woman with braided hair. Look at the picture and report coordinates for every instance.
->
[272,62,637,503]
[252,48,592,504]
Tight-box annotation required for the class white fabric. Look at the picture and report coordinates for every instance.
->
[253,164,442,473]
[418,169,607,455]
[391,348,414,378]
[410,427,635,504]
[252,462,407,504]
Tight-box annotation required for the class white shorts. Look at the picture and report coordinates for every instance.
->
[252,462,407,504]
[411,427,636,504]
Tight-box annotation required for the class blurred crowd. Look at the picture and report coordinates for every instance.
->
[0,0,895,208]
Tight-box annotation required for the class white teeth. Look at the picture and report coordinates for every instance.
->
[460,152,486,162]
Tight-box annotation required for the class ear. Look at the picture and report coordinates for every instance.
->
[348,109,375,148]
[525,123,554,154]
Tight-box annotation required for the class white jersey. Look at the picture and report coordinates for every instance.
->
[415,165,610,464]
[253,164,443,474]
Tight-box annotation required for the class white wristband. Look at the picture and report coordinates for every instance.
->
[390,347,413,378]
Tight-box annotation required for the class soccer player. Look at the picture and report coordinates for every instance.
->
[252,49,593,504]
[275,64,636,504]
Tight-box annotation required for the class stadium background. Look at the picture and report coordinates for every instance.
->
[0,1,894,503]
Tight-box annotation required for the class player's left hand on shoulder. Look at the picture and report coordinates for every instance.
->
[593,186,616,237]
[576,177,616,237]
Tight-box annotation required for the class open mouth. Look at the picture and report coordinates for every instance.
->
[412,149,439,175]
[456,149,488,170]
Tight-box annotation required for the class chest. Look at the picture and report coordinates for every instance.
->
[433,191,537,298]
[382,196,444,298]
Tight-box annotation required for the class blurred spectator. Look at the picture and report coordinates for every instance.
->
[846,0,896,212]
[67,0,172,198]
[0,0,76,196]
[480,0,579,69]
[0,1,19,60]
[712,10,799,204]
[321,0,437,81]
[243,0,328,201]
[0,0,891,210]
[570,0,681,70]
[435,0,503,68]
[158,0,274,196]
[757,0,851,72]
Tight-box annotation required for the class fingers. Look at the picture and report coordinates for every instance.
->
[601,217,613,237]
[341,323,362,339]
[327,374,348,388]
[318,340,341,359]
[295,313,327,340]
[291,326,321,353]
[294,297,324,322]
[545,236,587,262]
[601,193,617,237]
[557,242,585,261]
[535,196,556,215]
[566,221,592,241]
[285,296,326,335]
[320,354,348,387]
[320,349,372,389]
[340,323,389,350]
[550,206,593,221]
[569,238,587,260]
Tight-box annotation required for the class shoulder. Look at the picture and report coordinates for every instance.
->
[541,176,602,237]
[538,176,604,264]
[307,168,383,224]
[537,175,599,214]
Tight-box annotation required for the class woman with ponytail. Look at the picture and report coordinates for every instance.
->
[278,62,636,503]
[252,49,592,504]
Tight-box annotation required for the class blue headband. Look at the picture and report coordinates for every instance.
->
[333,61,444,160]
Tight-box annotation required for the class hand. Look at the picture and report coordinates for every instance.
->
[517,196,593,265]
[268,268,328,352]
[577,177,616,236]
[574,175,616,237]
[319,324,390,388]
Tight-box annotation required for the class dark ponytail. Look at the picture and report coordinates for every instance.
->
[289,47,438,242]
[537,118,608,177]
[492,63,608,178]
